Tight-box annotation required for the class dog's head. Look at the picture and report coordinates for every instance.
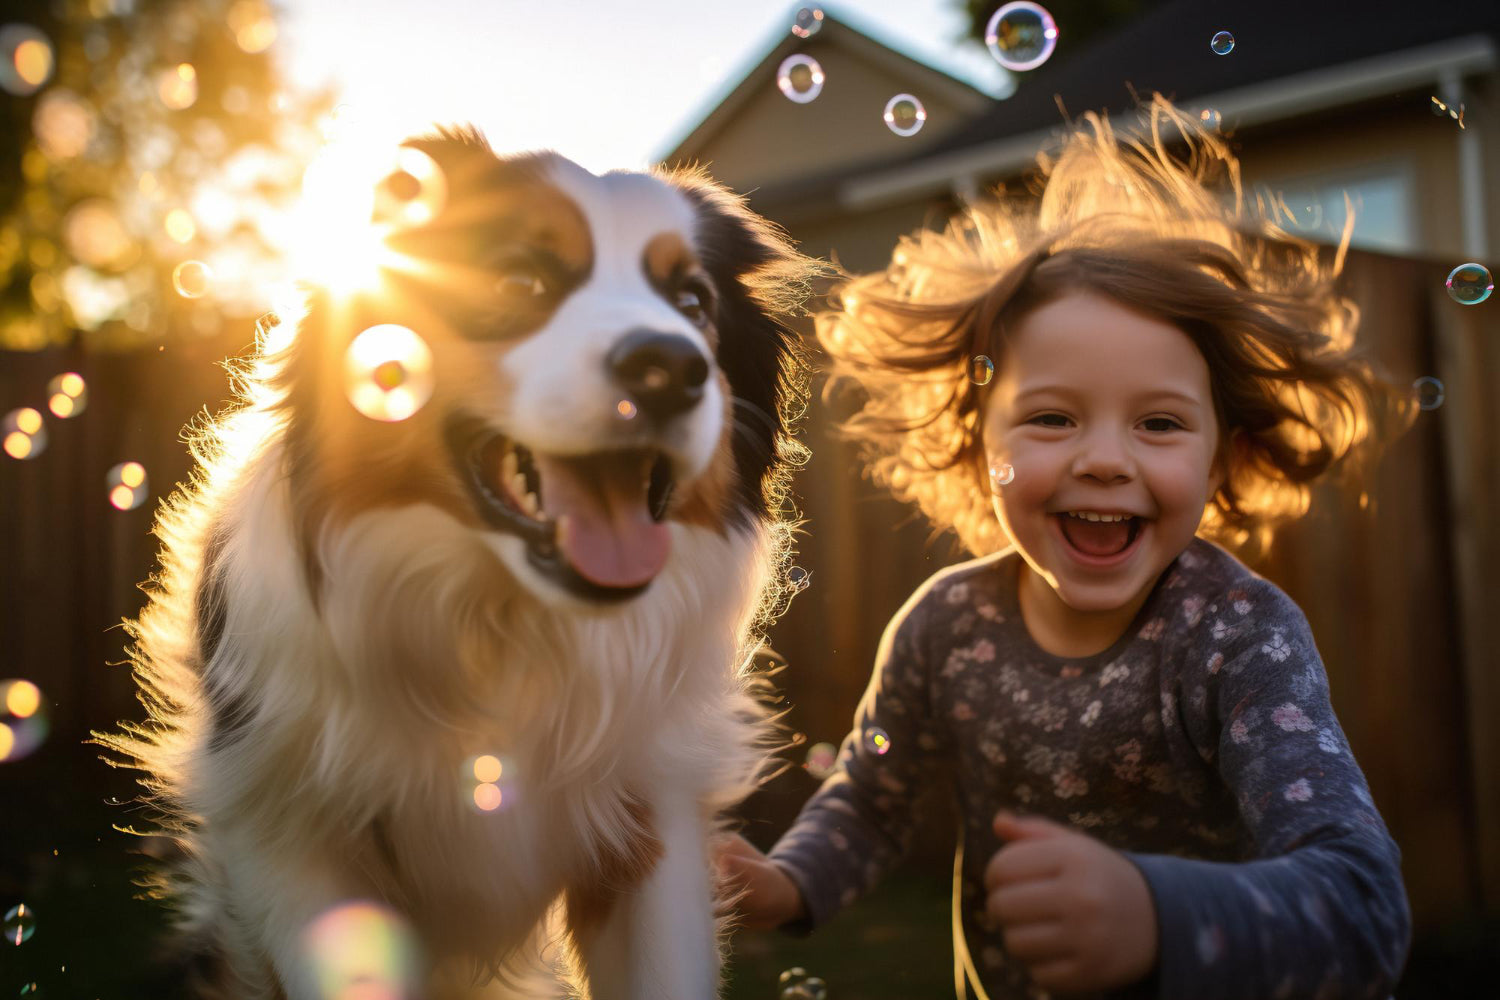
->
[269,127,819,607]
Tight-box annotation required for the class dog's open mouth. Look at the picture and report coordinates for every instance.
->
[446,417,676,601]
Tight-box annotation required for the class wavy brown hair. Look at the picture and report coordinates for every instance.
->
[817,96,1418,558]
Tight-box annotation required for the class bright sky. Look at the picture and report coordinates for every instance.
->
[278,1,1011,174]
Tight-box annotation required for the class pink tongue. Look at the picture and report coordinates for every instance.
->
[1059,515,1133,556]
[532,453,670,588]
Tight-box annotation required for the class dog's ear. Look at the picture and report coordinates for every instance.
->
[661,168,831,520]
[400,123,497,188]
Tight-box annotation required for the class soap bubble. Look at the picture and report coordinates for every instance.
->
[791,8,824,38]
[804,741,837,780]
[344,325,435,422]
[3,903,35,945]
[1211,31,1235,55]
[1412,377,1444,411]
[883,94,926,137]
[989,462,1015,493]
[1,679,50,763]
[777,54,824,104]
[985,2,1058,72]
[863,726,891,755]
[969,355,994,385]
[1445,262,1492,305]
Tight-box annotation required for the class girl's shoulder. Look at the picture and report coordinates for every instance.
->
[1166,537,1313,643]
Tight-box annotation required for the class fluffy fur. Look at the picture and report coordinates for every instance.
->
[98,129,821,999]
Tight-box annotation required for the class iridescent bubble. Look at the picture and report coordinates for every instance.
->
[0,24,54,96]
[157,62,198,110]
[3,903,35,945]
[344,325,435,422]
[778,968,809,987]
[883,94,926,137]
[777,54,825,104]
[1211,31,1235,55]
[984,2,1058,72]
[1,679,50,763]
[787,565,811,593]
[301,901,420,1000]
[1413,376,1444,411]
[1199,108,1221,130]
[863,726,891,755]
[969,355,994,385]
[989,462,1015,493]
[19,982,39,995]
[107,461,149,511]
[781,977,829,1000]
[2,408,47,461]
[46,372,87,419]
[1445,262,1493,305]
[463,753,512,814]
[615,399,638,420]
[371,147,447,229]
[172,260,213,299]
[791,8,824,38]
[804,741,837,780]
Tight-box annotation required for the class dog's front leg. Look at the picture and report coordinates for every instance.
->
[574,791,720,1000]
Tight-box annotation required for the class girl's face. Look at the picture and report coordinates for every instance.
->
[981,291,1225,619]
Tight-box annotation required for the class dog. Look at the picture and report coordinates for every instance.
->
[100,126,820,999]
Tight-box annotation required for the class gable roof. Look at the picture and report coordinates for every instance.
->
[658,6,994,166]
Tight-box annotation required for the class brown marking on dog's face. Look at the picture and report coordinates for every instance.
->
[565,797,664,940]
[643,231,719,351]
[670,370,739,533]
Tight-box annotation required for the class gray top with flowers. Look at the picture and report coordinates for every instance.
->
[768,537,1410,1000]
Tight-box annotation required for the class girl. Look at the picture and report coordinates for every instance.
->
[719,97,1416,1000]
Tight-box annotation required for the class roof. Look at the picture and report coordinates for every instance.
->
[739,0,1500,218]
[658,5,994,167]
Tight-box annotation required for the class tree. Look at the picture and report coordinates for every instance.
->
[0,0,331,352]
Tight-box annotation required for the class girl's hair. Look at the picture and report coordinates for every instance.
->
[816,95,1418,558]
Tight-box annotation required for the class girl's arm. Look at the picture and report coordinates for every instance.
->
[1128,578,1411,1000]
[764,568,955,932]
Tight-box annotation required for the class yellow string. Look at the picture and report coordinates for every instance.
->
[951,836,993,1000]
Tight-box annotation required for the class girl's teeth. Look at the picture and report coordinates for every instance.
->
[1066,511,1130,522]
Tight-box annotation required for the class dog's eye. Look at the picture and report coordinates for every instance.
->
[674,284,711,327]
[494,269,547,298]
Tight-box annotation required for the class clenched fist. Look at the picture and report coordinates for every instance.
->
[984,812,1159,994]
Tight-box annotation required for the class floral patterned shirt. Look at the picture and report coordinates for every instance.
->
[769,538,1410,1000]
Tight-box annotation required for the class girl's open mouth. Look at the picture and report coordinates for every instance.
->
[1051,512,1145,567]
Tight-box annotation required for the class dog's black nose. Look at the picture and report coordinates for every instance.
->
[607,330,710,420]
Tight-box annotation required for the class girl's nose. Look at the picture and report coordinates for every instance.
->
[1071,428,1136,483]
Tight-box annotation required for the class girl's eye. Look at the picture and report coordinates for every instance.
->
[1143,417,1183,432]
[1029,413,1070,427]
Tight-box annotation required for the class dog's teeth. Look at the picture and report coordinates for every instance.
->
[522,491,539,516]
[501,450,518,484]
[510,472,527,497]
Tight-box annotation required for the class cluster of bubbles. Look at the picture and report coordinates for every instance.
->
[46,372,88,419]
[985,2,1059,72]
[803,741,838,780]
[301,901,420,1000]
[1,679,49,763]
[1413,377,1445,412]
[1446,263,1492,306]
[3,407,48,460]
[989,462,1016,493]
[107,461,150,511]
[778,967,829,1000]
[863,726,891,756]
[1211,30,1235,56]
[343,325,436,422]
[463,754,509,814]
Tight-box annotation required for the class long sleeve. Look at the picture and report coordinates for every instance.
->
[768,572,952,931]
[1128,578,1411,1000]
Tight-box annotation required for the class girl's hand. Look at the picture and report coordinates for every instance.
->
[713,833,808,931]
[984,812,1159,993]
